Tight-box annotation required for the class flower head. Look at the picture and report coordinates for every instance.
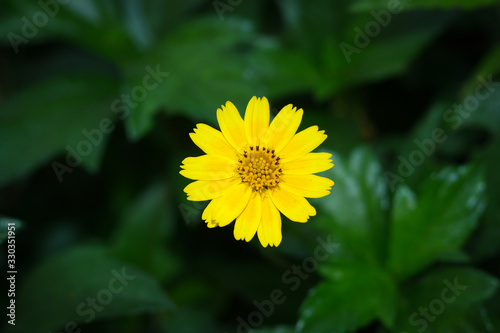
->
[180,96,334,247]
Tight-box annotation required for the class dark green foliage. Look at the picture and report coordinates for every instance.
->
[1,0,499,332]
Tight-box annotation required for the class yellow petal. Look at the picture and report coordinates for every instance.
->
[217,101,248,151]
[279,126,327,163]
[180,155,237,180]
[244,96,270,146]
[270,188,316,223]
[257,193,282,247]
[234,192,262,242]
[189,123,237,160]
[207,220,218,228]
[279,174,334,198]
[184,178,239,201]
[211,182,252,227]
[283,153,333,175]
[263,104,303,153]
[202,199,216,224]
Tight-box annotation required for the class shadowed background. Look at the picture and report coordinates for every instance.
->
[0,0,499,332]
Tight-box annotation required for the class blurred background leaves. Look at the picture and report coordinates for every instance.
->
[0,0,499,332]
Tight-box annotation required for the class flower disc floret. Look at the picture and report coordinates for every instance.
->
[238,145,282,192]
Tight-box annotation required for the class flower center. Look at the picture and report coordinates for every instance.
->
[238,145,283,192]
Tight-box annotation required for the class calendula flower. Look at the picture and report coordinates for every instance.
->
[180,96,334,247]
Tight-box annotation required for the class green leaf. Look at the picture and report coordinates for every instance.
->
[122,17,269,139]
[61,1,138,60]
[0,1,135,59]
[124,0,206,45]
[111,183,179,280]
[251,44,317,97]
[122,0,156,50]
[15,244,174,332]
[277,0,453,97]
[277,0,340,53]
[468,138,500,260]
[388,165,486,279]
[385,100,450,192]
[316,147,389,265]
[405,305,498,333]
[442,44,500,260]
[254,326,295,333]
[394,267,498,333]
[484,291,500,331]
[461,44,500,99]
[0,73,119,185]
[455,45,500,135]
[412,267,498,306]
[338,11,454,89]
[162,307,220,333]
[456,87,500,135]
[297,264,396,333]
[351,0,498,11]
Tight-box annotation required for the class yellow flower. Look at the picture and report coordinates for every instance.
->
[180,96,334,247]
